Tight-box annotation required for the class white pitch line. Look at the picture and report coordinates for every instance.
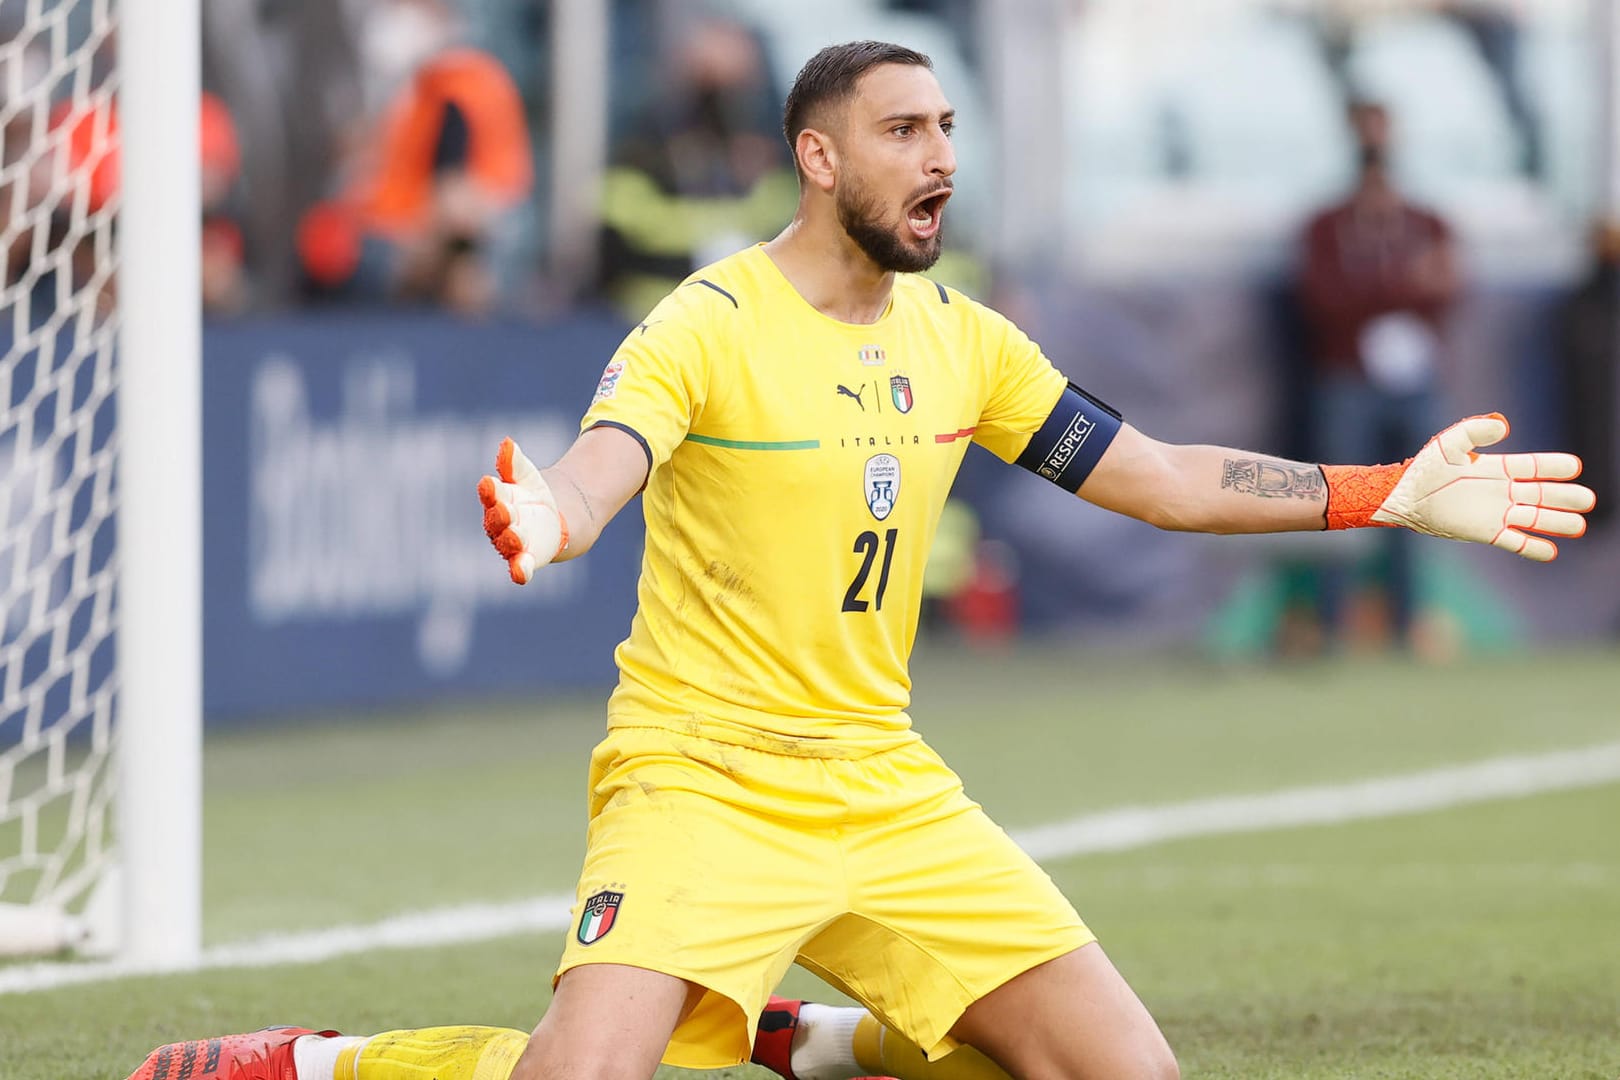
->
[1011,740,1620,861]
[4,740,1619,996]
[0,894,579,997]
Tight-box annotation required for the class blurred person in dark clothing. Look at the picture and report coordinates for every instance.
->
[1557,219,1620,529]
[296,0,533,316]
[594,16,796,321]
[1297,99,1462,650]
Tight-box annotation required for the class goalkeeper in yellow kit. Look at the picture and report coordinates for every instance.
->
[129,40,1594,1080]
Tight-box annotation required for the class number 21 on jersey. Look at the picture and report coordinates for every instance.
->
[843,529,898,612]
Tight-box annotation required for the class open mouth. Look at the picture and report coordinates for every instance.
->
[906,188,951,240]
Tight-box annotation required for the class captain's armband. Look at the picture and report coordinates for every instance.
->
[1013,382,1123,493]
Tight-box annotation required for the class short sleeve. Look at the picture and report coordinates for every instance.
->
[970,304,1069,463]
[581,288,714,474]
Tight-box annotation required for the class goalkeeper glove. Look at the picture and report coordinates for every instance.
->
[1322,413,1594,562]
[478,437,567,584]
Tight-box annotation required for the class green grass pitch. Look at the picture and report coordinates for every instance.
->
[4,646,1618,1079]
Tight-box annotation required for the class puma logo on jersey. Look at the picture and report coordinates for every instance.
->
[837,384,867,411]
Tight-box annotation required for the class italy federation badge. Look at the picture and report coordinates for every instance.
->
[577,889,623,945]
[890,374,913,413]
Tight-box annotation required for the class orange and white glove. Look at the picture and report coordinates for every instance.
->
[1322,413,1595,562]
[478,437,568,584]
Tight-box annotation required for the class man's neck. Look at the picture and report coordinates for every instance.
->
[763,218,895,324]
[1349,169,1402,215]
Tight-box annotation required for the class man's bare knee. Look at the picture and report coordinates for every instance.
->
[1033,1039,1179,1080]
[507,964,695,1080]
[514,1039,643,1080]
[1136,1044,1180,1080]
[516,1034,662,1080]
[1073,1020,1178,1080]
[952,944,1180,1080]
[1058,1047,1179,1080]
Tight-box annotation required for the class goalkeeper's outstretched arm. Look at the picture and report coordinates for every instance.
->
[478,427,648,583]
[1079,413,1595,562]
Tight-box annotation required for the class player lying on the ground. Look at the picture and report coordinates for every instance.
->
[124,996,979,1080]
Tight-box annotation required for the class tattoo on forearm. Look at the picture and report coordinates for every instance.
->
[554,466,598,530]
[1220,458,1326,500]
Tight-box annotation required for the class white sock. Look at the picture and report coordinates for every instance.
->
[789,1003,865,1080]
[291,1034,370,1080]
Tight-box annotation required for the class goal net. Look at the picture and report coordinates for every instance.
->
[0,0,198,963]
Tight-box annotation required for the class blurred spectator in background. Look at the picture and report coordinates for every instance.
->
[199,92,250,314]
[0,32,54,319]
[44,65,248,317]
[297,0,533,316]
[202,0,363,310]
[593,16,795,322]
[1557,218,1620,530]
[1297,98,1462,651]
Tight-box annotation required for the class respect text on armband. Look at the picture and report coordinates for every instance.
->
[1037,412,1096,480]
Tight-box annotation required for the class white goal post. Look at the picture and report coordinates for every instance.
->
[0,0,200,964]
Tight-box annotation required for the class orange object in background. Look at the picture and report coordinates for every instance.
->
[52,95,118,212]
[296,200,365,288]
[52,91,242,214]
[199,92,241,201]
[350,47,533,240]
[949,540,1020,644]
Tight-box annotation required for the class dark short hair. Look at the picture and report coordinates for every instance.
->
[782,41,933,170]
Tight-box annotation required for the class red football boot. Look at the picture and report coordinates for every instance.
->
[125,1026,339,1080]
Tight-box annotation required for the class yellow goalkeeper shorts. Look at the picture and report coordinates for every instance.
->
[555,725,1095,1069]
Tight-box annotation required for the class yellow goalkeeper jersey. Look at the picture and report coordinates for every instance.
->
[581,244,1066,754]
